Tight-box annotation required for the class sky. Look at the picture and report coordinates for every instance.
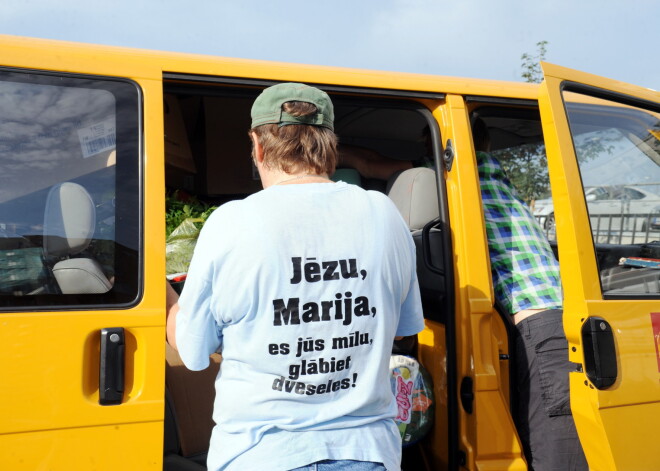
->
[0,0,658,90]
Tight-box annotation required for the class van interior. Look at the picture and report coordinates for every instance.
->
[162,81,449,470]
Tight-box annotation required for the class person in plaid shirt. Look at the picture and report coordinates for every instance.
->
[473,117,587,471]
[477,150,563,314]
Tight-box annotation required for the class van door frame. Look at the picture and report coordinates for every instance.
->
[162,73,459,469]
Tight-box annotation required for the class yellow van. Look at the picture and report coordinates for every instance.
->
[0,35,658,471]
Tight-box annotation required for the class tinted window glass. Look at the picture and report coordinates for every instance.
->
[0,69,141,308]
[563,91,660,297]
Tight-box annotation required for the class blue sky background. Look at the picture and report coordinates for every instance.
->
[0,0,657,90]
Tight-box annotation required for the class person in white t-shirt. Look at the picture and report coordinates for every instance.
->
[165,82,425,471]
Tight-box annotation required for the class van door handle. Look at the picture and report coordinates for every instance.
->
[99,327,125,405]
[581,317,617,389]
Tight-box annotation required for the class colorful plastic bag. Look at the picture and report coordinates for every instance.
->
[389,354,435,446]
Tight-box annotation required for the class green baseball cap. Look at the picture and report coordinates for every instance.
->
[251,82,334,130]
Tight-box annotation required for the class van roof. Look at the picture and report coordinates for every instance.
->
[0,34,539,101]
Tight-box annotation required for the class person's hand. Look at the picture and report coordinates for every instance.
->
[338,145,412,180]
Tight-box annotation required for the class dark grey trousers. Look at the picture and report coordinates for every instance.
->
[514,309,589,471]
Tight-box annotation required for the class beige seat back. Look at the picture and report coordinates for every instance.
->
[386,167,439,231]
[387,167,449,321]
[43,182,112,294]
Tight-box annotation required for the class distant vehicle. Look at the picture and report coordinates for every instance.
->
[651,205,660,231]
[534,185,660,233]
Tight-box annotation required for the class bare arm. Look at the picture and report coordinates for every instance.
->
[338,145,413,181]
[166,281,180,351]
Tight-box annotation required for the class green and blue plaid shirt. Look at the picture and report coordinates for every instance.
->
[477,151,562,315]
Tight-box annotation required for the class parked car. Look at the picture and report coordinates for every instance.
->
[650,205,660,231]
[533,185,660,233]
[533,195,555,230]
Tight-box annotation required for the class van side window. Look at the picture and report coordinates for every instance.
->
[471,107,555,243]
[471,108,559,321]
[562,91,660,296]
[0,70,141,308]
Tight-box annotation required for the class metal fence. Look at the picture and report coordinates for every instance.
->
[537,212,660,245]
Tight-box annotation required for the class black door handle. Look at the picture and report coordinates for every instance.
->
[422,217,444,275]
[99,327,125,405]
[581,317,617,389]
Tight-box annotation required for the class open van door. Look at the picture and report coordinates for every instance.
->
[538,62,660,470]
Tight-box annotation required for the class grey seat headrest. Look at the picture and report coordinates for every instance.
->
[43,182,96,258]
[387,167,440,231]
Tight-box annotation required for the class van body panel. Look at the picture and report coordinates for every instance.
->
[0,421,163,470]
[539,62,660,470]
[416,322,449,466]
[0,310,165,466]
[0,34,540,100]
[0,314,164,433]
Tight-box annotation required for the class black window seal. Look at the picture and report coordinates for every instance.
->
[560,81,660,114]
[465,95,538,107]
[603,293,660,300]
[163,72,445,100]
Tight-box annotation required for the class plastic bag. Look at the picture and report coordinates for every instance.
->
[165,217,203,275]
[390,354,435,447]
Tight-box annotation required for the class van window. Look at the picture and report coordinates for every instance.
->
[0,69,141,308]
[471,106,555,242]
[563,91,660,296]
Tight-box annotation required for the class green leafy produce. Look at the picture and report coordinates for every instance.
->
[165,191,217,274]
[165,191,216,237]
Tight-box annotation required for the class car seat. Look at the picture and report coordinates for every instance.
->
[386,167,439,231]
[43,182,112,294]
[386,167,448,322]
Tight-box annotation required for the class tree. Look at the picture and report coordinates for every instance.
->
[495,143,550,202]
[520,40,548,84]
[489,42,552,204]
[498,40,612,207]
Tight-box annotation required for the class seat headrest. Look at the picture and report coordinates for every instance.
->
[387,167,439,231]
[43,182,96,258]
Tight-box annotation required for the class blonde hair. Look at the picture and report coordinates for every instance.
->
[251,101,338,175]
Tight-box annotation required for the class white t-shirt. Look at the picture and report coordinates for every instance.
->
[176,181,424,471]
